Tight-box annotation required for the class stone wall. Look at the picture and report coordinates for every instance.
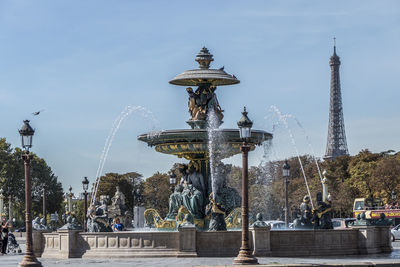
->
[270,229,359,257]
[39,226,392,259]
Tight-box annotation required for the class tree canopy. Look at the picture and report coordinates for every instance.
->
[0,138,64,222]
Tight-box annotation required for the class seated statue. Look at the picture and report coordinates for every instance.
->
[182,183,205,220]
[178,164,189,185]
[294,195,313,229]
[313,192,333,229]
[186,161,206,195]
[166,184,184,220]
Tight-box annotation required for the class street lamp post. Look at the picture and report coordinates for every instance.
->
[8,195,12,225]
[82,176,89,232]
[234,107,258,265]
[68,186,73,214]
[392,190,397,206]
[282,160,290,228]
[42,184,47,225]
[19,120,42,267]
[0,188,4,224]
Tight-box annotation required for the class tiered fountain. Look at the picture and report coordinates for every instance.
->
[39,48,392,259]
[138,47,272,230]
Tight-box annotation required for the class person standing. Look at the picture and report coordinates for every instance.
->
[1,221,9,254]
[0,223,3,255]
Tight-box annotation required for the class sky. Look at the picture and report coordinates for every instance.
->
[0,1,399,195]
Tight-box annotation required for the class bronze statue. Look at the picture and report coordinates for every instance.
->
[182,183,205,220]
[251,213,269,228]
[166,184,184,220]
[186,161,206,194]
[206,192,227,231]
[186,84,223,124]
[313,192,333,229]
[294,195,313,229]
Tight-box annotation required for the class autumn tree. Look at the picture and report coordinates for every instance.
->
[372,157,400,204]
[143,172,170,218]
[96,171,143,212]
[347,150,381,198]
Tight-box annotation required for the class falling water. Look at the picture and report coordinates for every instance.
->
[207,109,223,199]
[269,105,314,209]
[289,116,323,182]
[91,105,159,205]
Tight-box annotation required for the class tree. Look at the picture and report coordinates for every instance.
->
[143,172,170,218]
[347,150,381,198]
[0,138,65,222]
[372,157,400,204]
[96,171,143,212]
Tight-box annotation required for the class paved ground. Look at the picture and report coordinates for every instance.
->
[2,239,400,267]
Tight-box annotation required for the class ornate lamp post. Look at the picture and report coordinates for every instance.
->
[8,194,12,226]
[82,176,89,232]
[392,190,397,206]
[68,186,73,214]
[282,160,290,228]
[19,120,42,267]
[169,171,177,193]
[0,188,4,223]
[42,184,47,225]
[234,107,258,265]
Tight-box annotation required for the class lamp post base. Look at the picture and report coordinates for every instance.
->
[19,254,42,267]
[233,249,258,265]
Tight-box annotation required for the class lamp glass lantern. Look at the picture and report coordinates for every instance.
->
[282,160,290,178]
[169,171,177,185]
[392,190,397,201]
[19,120,35,151]
[82,176,89,191]
[237,107,253,141]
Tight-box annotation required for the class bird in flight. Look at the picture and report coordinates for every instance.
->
[32,109,44,116]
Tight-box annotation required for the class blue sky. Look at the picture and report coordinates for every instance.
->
[0,1,399,194]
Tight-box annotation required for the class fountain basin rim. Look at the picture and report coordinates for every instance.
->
[169,68,240,86]
[138,128,272,147]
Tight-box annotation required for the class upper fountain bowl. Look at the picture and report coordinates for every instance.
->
[169,47,239,86]
[169,69,240,86]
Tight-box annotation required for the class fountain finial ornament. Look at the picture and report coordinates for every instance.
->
[195,47,214,69]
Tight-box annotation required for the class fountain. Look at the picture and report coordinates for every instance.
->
[38,47,392,259]
[137,47,272,230]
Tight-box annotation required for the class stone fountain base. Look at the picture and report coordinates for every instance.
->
[37,226,391,259]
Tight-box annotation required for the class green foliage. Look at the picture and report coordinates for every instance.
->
[0,138,64,221]
[227,150,400,220]
[96,171,143,212]
[143,172,170,218]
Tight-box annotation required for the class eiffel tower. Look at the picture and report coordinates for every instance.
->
[324,39,349,160]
